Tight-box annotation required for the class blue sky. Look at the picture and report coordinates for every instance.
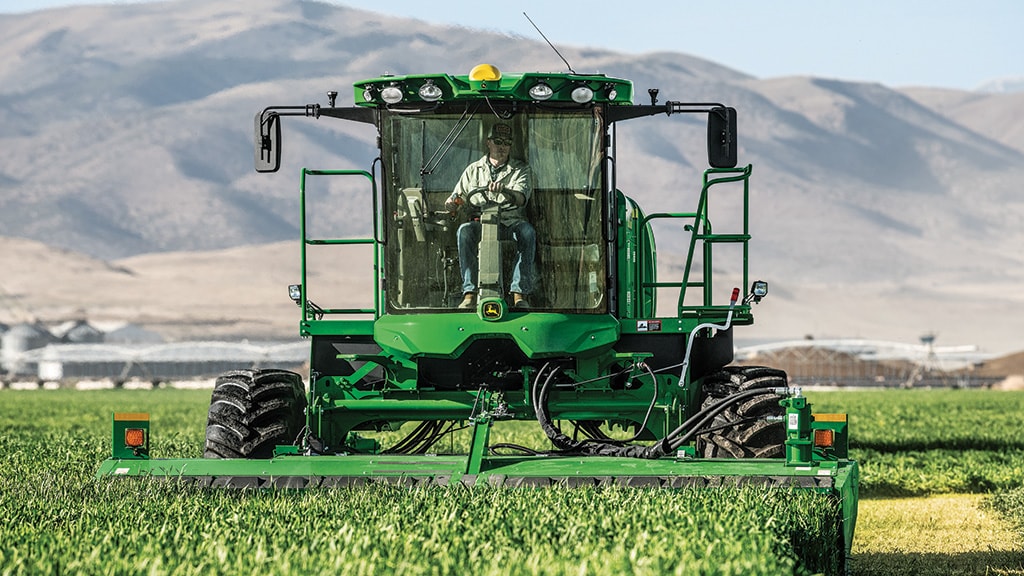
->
[4,0,1021,90]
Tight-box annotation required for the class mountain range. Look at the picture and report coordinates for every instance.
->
[1,0,1023,356]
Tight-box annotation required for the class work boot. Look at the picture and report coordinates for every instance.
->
[512,292,529,309]
[458,293,475,309]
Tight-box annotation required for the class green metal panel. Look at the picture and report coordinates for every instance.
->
[373,312,620,358]
[300,319,375,337]
[97,453,855,485]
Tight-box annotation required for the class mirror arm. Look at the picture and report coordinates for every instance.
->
[606,102,737,168]
[259,104,376,125]
[605,102,727,123]
[665,101,728,115]
[259,104,321,123]
[255,105,378,173]
[319,106,377,124]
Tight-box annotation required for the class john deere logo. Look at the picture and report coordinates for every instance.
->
[482,301,503,320]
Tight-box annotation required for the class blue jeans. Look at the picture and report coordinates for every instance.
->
[457,219,536,295]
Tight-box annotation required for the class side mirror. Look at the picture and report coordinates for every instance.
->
[254,111,281,173]
[707,106,737,168]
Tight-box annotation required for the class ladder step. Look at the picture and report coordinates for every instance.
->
[696,234,751,243]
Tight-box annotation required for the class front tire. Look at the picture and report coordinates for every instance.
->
[695,365,786,458]
[203,368,306,459]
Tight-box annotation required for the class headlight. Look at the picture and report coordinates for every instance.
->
[362,88,374,102]
[529,82,553,101]
[380,85,404,104]
[744,280,769,305]
[288,284,302,304]
[571,86,594,103]
[418,81,443,102]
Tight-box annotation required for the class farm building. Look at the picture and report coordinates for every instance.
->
[27,340,308,383]
[735,338,996,388]
[1,319,307,384]
[1,322,57,376]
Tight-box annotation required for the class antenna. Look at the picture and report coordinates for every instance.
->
[523,12,575,74]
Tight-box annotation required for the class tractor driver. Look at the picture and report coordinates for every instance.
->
[445,123,536,310]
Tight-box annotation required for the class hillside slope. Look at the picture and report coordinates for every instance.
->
[1,0,1022,354]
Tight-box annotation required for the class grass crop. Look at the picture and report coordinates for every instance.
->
[807,389,1024,575]
[0,482,843,575]
[986,486,1024,538]
[1,388,844,576]
[806,389,1024,496]
[4,386,1022,575]
[808,389,1024,450]
[853,495,1024,576]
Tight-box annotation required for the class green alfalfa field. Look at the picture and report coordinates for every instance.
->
[1,387,1022,575]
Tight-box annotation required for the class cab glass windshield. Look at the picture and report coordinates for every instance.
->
[381,106,607,313]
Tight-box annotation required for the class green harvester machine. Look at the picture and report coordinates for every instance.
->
[99,63,857,558]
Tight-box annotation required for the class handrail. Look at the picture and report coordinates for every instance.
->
[680,165,752,312]
[635,211,703,308]
[299,169,380,321]
[633,165,752,317]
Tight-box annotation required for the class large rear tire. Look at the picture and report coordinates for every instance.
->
[203,368,306,459]
[695,365,786,458]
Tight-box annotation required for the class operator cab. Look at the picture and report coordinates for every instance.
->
[255,64,738,321]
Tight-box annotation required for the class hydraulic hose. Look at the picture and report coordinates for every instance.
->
[532,362,793,459]
[660,386,792,454]
[679,287,740,385]
[530,287,795,459]
[533,364,654,457]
